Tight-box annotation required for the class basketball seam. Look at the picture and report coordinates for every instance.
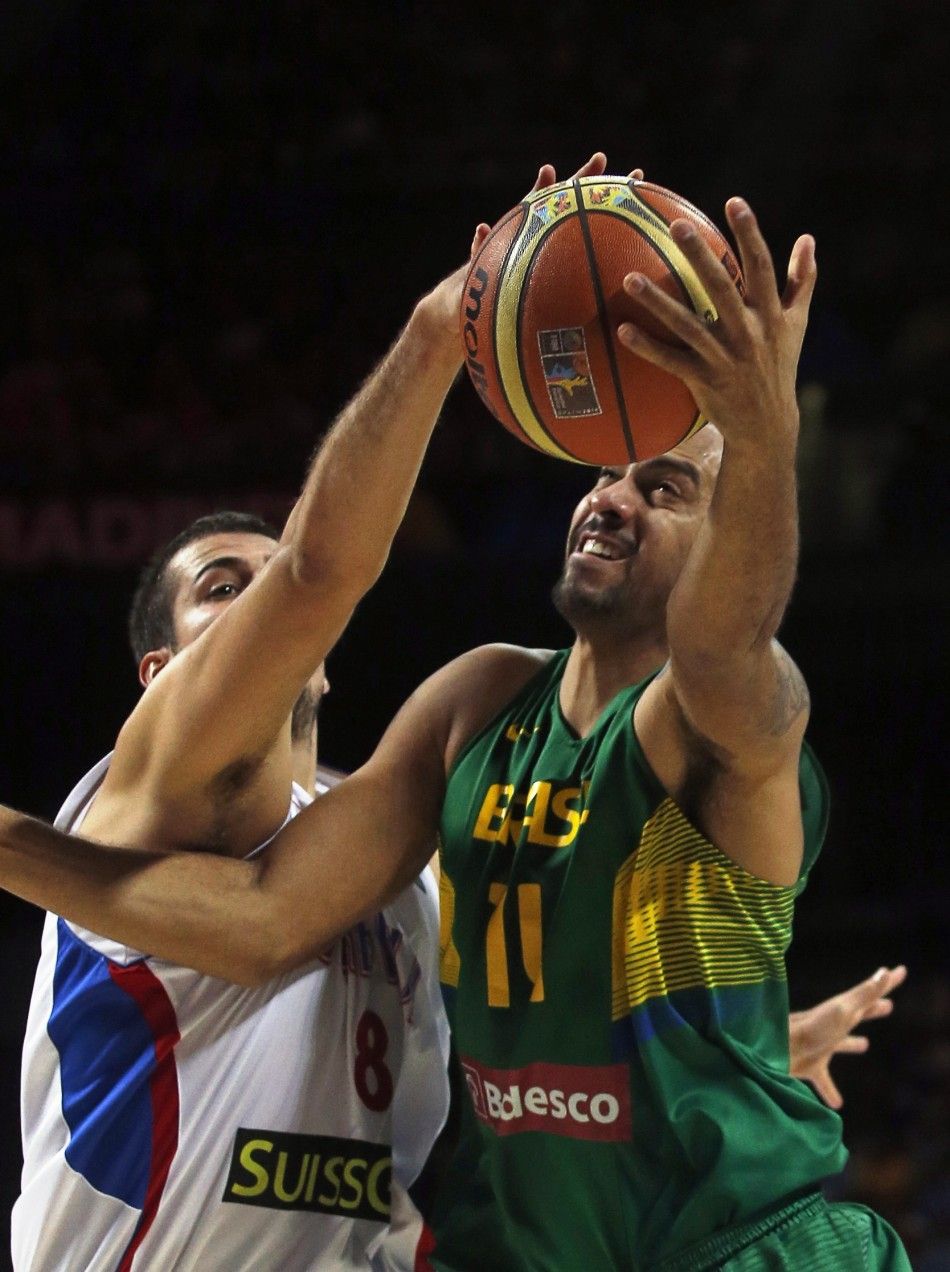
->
[633,183,742,286]
[601,204,707,440]
[588,206,695,312]
[574,183,637,462]
[515,234,587,463]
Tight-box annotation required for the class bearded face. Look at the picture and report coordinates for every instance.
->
[552,433,722,640]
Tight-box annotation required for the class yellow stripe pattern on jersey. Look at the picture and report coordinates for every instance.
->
[611,797,796,1019]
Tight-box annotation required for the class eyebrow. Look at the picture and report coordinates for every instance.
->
[635,456,701,486]
[192,555,248,585]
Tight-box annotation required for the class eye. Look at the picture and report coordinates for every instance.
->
[649,480,680,502]
[208,582,240,599]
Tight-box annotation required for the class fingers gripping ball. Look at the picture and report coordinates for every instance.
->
[460,177,744,465]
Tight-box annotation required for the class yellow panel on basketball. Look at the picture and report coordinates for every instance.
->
[459,177,744,465]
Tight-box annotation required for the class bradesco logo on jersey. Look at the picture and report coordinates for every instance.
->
[461,1056,631,1142]
[223,1128,390,1221]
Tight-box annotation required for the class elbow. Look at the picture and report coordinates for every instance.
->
[232,906,333,988]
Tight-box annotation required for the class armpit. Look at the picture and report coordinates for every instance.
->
[672,698,733,831]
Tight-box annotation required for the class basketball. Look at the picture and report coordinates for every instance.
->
[460,177,744,465]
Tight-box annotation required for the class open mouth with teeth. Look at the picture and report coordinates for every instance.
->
[573,532,637,562]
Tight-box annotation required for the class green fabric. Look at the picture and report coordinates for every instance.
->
[716,1203,912,1271]
[431,650,849,1270]
[659,1194,913,1271]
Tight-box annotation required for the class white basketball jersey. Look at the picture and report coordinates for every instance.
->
[13,756,449,1270]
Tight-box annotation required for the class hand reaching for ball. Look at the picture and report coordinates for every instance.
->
[617,198,816,452]
[417,152,636,348]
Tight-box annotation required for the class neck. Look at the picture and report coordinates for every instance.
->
[561,629,667,737]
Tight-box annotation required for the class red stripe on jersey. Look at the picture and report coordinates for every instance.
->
[414,1219,437,1271]
[109,961,181,1272]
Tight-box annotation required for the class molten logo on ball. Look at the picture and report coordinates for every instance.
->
[462,266,491,409]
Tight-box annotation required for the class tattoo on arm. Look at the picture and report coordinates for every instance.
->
[765,652,810,736]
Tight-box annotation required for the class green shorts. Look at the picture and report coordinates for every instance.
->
[656,1191,912,1271]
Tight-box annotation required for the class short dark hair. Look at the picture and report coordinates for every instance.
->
[128,511,279,663]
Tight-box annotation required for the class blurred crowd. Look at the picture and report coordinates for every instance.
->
[0,0,946,1261]
[1,0,947,558]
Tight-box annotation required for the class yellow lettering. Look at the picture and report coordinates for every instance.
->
[473,784,514,842]
[229,1138,273,1198]
[499,790,526,844]
[486,882,510,1006]
[517,883,545,1002]
[305,1153,322,1203]
[506,783,541,844]
[544,785,585,846]
[339,1157,366,1210]
[367,1156,392,1217]
[479,781,591,850]
[273,1150,309,1204]
[318,1156,343,1207]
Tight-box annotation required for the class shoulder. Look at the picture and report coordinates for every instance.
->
[431,645,556,772]
[358,645,556,790]
[440,642,554,689]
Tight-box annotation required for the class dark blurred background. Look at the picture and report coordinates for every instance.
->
[0,0,947,1266]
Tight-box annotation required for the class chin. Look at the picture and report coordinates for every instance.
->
[552,574,625,626]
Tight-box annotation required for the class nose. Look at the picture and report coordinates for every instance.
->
[588,473,640,523]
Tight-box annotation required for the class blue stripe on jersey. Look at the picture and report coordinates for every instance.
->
[48,920,157,1208]
[609,983,781,1059]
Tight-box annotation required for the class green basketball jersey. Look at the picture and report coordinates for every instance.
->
[429,650,846,1271]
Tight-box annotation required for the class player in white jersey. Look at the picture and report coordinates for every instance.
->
[15,755,448,1271]
[3,151,614,1272]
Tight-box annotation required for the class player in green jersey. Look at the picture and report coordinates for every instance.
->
[0,187,911,1268]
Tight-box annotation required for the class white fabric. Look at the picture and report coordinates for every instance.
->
[13,756,448,1270]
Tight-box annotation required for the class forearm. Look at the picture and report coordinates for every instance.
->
[0,807,279,984]
[283,299,462,590]
[668,421,800,663]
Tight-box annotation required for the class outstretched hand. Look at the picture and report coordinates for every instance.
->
[418,152,627,343]
[617,197,816,449]
[790,965,907,1108]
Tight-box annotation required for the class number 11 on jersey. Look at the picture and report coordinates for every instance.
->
[486,882,545,1007]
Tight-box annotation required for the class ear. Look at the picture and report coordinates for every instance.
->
[139,648,173,689]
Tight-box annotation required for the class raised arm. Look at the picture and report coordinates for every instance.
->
[109,154,609,808]
[109,271,467,800]
[626,200,818,881]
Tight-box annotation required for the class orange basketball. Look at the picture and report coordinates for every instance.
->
[460,177,744,465]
